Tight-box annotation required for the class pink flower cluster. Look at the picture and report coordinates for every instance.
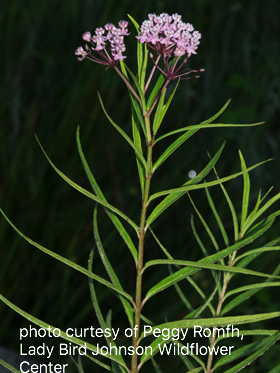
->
[136,13,201,57]
[75,21,129,67]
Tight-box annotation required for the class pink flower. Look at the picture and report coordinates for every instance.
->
[75,20,128,66]
[136,13,202,80]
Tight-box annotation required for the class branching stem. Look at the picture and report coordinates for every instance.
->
[131,116,153,373]
[206,251,237,373]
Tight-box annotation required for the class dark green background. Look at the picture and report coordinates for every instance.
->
[1,0,280,372]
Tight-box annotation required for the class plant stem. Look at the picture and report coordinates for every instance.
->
[144,55,161,94]
[206,251,237,373]
[114,66,142,106]
[131,116,153,373]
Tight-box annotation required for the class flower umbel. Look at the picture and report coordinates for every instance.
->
[75,20,129,67]
[137,13,203,80]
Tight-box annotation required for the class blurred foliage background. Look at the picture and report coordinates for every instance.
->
[1,0,280,372]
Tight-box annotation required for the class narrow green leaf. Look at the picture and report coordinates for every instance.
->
[239,151,250,229]
[215,332,280,368]
[152,129,198,172]
[127,14,140,32]
[177,342,205,370]
[149,159,271,202]
[123,64,146,111]
[76,128,138,261]
[188,195,222,289]
[0,359,21,373]
[153,88,166,135]
[169,265,194,312]
[0,294,129,371]
[156,123,262,143]
[98,92,147,169]
[140,44,148,90]
[160,79,180,125]
[150,228,215,315]
[143,259,280,280]
[187,273,220,319]
[225,282,280,300]
[213,165,239,242]
[93,208,134,327]
[128,14,144,86]
[36,137,139,235]
[84,354,112,371]
[151,357,163,373]
[220,333,280,373]
[144,220,274,301]
[146,142,225,229]
[205,186,229,247]
[0,210,134,305]
[244,209,280,237]
[236,246,280,261]
[201,99,231,123]
[131,111,145,195]
[147,74,165,110]
[131,91,146,135]
[241,192,280,235]
[119,59,146,135]
[88,249,108,332]
[140,313,280,339]
[222,262,280,316]
[188,192,220,252]
[155,99,232,142]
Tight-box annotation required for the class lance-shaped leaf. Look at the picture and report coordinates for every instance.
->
[146,142,225,229]
[127,15,148,90]
[93,208,134,327]
[36,137,139,236]
[0,209,134,305]
[155,99,232,143]
[155,122,262,143]
[186,273,221,320]
[157,79,180,126]
[147,74,165,110]
[0,294,129,371]
[150,228,216,315]
[143,259,280,280]
[225,282,280,300]
[98,93,147,170]
[150,159,271,202]
[122,64,146,111]
[120,61,146,136]
[188,193,220,253]
[216,332,280,373]
[222,262,280,315]
[140,313,280,339]
[236,246,280,261]
[131,110,145,196]
[241,192,280,236]
[213,165,239,242]
[205,186,230,247]
[77,128,138,261]
[240,150,250,229]
[88,251,132,373]
[144,219,274,301]
[0,359,21,373]
[152,88,166,135]
[126,14,143,85]
[152,129,198,172]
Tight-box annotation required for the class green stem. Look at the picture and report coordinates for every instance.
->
[131,116,153,373]
[206,251,237,373]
